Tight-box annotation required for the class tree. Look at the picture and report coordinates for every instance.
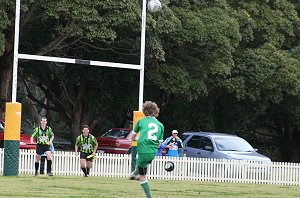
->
[1,0,300,161]
[0,2,10,118]
[0,0,143,143]
[149,0,300,161]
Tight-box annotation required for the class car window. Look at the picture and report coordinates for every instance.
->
[214,137,255,152]
[186,135,213,150]
[101,129,130,138]
[186,135,202,149]
[201,137,213,150]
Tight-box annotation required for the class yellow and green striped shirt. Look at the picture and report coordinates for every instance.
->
[31,126,54,145]
[75,134,97,153]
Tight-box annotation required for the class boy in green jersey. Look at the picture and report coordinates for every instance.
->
[75,125,98,177]
[128,101,164,198]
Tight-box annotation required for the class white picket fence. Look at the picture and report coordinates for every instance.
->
[0,148,300,185]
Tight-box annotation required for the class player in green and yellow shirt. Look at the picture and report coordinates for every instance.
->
[128,101,164,198]
[75,125,98,177]
[30,117,54,176]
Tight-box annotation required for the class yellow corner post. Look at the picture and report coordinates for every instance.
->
[3,102,22,176]
[131,111,145,171]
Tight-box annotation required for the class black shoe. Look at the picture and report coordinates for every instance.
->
[34,172,38,177]
[40,172,44,175]
[129,176,139,181]
[47,172,53,176]
[84,174,89,177]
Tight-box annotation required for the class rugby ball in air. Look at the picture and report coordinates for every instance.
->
[147,0,162,13]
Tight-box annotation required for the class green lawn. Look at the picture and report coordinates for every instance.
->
[0,175,299,197]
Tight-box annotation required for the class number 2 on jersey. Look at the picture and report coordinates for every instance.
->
[148,123,158,141]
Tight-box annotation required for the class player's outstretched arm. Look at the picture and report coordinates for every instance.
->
[127,131,137,141]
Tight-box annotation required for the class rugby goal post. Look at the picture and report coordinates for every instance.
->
[4,0,148,176]
[12,0,147,111]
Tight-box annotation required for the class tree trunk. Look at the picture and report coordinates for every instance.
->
[71,104,83,149]
[70,67,88,147]
[0,54,13,119]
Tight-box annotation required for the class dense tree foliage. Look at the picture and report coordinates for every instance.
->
[0,0,300,161]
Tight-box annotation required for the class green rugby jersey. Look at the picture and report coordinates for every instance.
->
[31,126,54,145]
[75,134,97,153]
[134,116,164,154]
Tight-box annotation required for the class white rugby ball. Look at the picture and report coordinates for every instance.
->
[147,0,162,13]
[164,161,174,172]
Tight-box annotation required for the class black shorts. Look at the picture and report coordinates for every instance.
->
[80,152,93,162]
[36,144,50,155]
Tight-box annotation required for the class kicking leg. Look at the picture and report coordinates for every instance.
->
[128,165,139,180]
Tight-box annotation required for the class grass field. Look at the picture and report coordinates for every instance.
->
[0,175,299,197]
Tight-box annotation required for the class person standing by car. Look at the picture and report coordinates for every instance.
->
[163,130,183,157]
[40,143,55,174]
[30,117,54,176]
[128,101,164,198]
[75,125,98,177]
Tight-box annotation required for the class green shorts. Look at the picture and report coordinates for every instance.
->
[137,153,156,168]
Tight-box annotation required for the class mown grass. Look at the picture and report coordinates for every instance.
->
[0,175,299,197]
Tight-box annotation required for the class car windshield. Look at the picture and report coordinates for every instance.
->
[101,129,130,139]
[214,137,255,152]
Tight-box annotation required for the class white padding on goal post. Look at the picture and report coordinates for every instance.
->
[18,54,142,70]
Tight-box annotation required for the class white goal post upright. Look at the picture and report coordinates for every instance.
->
[12,0,21,103]
[139,0,147,111]
[12,0,148,111]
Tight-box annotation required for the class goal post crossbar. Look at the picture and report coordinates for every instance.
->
[18,54,142,70]
[12,0,147,111]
